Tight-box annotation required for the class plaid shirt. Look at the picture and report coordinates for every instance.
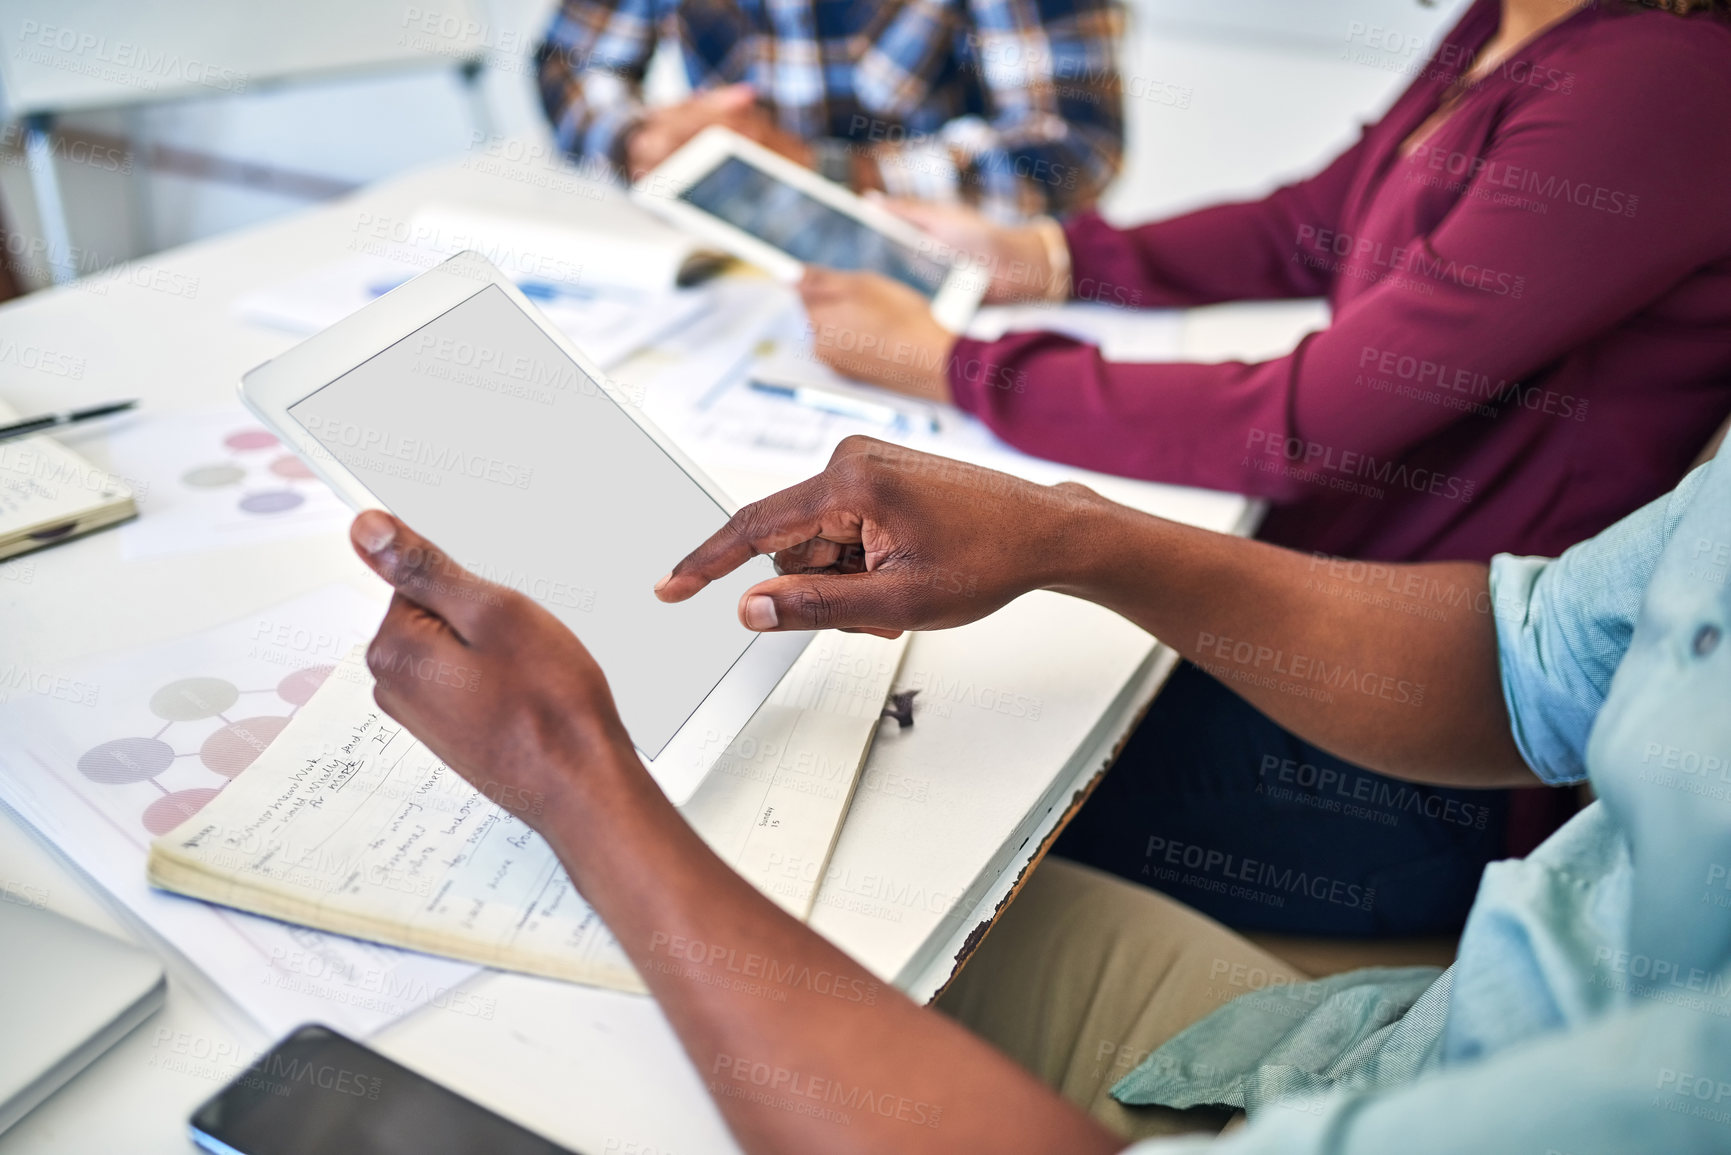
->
[535,0,1124,219]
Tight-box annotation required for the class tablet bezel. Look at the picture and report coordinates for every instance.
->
[238,250,810,805]
[631,125,987,331]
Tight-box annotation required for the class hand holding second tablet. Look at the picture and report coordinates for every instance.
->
[347,511,646,854]
[656,436,1109,636]
[798,268,958,401]
[877,199,1064,305]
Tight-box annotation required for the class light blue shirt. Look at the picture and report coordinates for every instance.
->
[1118,453,1731,1153]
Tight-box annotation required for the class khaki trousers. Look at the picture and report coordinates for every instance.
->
[935,858,1307,1143]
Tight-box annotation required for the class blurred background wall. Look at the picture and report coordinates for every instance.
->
[0,0,1473,295]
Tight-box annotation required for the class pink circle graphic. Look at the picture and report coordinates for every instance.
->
[199,716,290,777]
[143,787,222,836]
[269,455,316,480]
[277,664,335,707]
[224,429,279,451]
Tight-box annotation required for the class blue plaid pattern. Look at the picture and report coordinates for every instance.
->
[535,0,1124,218]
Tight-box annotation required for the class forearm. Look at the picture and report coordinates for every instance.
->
[1061,127,1374,306]
[1051,495,1532,788]
[543,753,1120,1155]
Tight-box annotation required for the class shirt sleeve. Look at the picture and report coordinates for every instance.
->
[1489,465,1708,784]
[1058,126,1375,306]
[536,0,659,172]
[1126,1002,1731,1155]
[949,35,1731,491]
[869,0,1125,219]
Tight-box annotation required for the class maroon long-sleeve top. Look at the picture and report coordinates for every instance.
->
[947,0,1731,562]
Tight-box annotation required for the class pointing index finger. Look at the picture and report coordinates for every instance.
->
[655,474,851,604]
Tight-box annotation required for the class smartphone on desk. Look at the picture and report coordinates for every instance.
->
[189,1024,579,1155]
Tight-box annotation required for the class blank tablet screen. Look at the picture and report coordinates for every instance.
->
[679,156,950,297]
[288,284,766,757]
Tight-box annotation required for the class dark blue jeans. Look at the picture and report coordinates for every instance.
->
[1052,661,1510,937]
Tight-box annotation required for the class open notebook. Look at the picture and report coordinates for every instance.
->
[147,632,907,993]
[0,399,136,561]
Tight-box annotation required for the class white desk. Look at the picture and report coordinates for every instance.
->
[0,154,1322,1155]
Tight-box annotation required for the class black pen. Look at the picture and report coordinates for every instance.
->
[0,400,137,444]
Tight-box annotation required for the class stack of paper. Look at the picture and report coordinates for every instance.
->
[232,253,715,372]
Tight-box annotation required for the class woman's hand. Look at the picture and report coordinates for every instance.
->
[349,510,642,840]
[797,269,959,401]
[880,199,1061,304]
[655,435,1108,635]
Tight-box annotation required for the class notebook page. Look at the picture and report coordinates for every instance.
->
[148,632,906,991]
[0,398,135,541]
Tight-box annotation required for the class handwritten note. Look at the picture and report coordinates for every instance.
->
[148,632,907,991]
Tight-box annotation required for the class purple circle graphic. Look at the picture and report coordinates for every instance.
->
[225,429,279,451]
[277,664,335,707]
[78,736,175,784]
[239,490,305,514]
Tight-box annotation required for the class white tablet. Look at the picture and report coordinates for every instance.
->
[239,251,809,805]
[632,125,987,331]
